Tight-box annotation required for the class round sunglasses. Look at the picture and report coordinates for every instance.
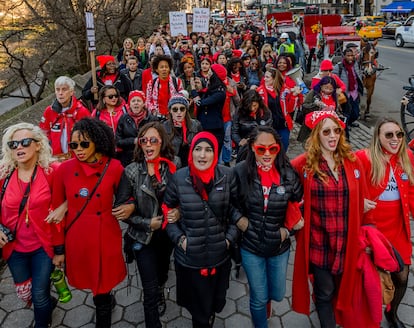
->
[253,144,280,155]
[7,138,38,150]
[384,131,404,139]
[321,127,342,136]
[171,106,186,113]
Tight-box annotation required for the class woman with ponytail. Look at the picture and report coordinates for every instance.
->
[164,132,241,328]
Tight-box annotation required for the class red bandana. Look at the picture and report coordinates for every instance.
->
[146,157,176,183]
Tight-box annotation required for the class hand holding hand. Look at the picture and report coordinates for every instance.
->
[112,203,135,221]
[150,215,163,231]
[167,208,180,224]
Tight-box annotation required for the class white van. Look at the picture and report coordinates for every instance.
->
[395,15,414,47]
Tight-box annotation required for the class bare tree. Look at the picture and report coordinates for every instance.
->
[0,0,181,104]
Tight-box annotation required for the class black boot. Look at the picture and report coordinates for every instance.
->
[384,265,409,328]
[158,286,166,316]
[93,293,112,328]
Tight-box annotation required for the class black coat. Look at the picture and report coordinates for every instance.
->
[164,165,241,269]
[115,112,160,167]
[234,160,303,257]
[163,118,202,166]
[120,68,143,91]
[231,109,273,146]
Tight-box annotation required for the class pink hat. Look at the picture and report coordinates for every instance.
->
[320,59,334,71]
[211,64,227,82]
[96,55,116,68]
[128,90,146,105]
[305,111,346,129]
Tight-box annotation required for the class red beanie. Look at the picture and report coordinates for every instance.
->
[128,90,146,105]
[211,64,227,82]
[320,59,334,71]
[96,55,116,68]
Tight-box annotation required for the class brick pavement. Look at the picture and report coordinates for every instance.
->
[0,122,413,328]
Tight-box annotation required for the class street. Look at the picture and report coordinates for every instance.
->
[363,38,414,126]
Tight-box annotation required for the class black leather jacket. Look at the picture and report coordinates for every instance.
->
[234,160,303,257]
[164,165,241,269]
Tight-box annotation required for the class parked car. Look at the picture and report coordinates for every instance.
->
[382,21,402,38]
[395,15,414,47]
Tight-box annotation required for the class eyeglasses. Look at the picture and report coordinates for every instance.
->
[384,131,404,139]
[321,128,342,136]
[68,141,91,150]
[171,106,186,113]
[7,138,38,150]
[138,137,161,145]
[105,94,119,99]
[253,144,280,155]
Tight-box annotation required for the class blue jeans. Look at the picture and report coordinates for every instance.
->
[220,121,232,164]
[241,247,290,328]
[276,128,290,153]
[7,247,54,328]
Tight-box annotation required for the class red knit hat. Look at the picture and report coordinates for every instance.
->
[320,59,334,71]
[305,111,346,129]
[97,55,116,68]
[128,90,146,105]
[211,64,227,82]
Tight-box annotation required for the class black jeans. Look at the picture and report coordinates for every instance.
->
[311,264,341,328]
[134,230,173,328]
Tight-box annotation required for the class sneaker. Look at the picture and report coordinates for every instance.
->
[266,300,272,319]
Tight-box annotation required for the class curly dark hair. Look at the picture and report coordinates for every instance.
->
[151,55,173,72]
[226,57,247,79]
[133,121,175,162]
[245,125,292,187]
[314,76,338,103]
[71,117,116,158]
[239,89,269,118]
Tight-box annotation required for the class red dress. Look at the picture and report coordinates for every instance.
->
[356,149,414,264]
[52,157,126,295]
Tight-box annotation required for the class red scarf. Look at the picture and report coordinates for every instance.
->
[188,132,219,200]
[343,60,357,92]
[256,162,280,212]
[173,118,188,144]
[265,85,277,99]
[127,107,147,127]
[146,157,176,183]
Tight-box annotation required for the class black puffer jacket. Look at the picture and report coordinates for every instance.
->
[231,109,273,146]
[164,165,241,269]
[234,161,303,257]
[116,160,177,244]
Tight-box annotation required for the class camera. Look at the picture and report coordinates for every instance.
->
[0,224,14,242]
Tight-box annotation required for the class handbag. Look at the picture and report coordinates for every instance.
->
[377,268,395,305]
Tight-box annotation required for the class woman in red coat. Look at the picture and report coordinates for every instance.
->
[52,118,130,328]
[291,111,371,328]
[257,67,301,151]
[356,117,414,328]
[0,122,63,328]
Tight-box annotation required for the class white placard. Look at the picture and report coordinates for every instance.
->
[169,12,188,36]
[192,8,210,33]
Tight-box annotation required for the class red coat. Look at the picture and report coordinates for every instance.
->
[350,225,402,328]
[92,103,126,136]
[39,96,90,155]
[0,164,61,260]
[291,154,372,326]
[356,149,414,263]
[52,157,126,295]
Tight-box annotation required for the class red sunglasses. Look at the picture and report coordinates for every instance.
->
[253,144,280,155]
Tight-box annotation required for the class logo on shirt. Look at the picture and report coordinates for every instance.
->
[79,188,89,198]
[401,173,408,181]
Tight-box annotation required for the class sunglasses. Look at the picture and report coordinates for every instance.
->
[384,131,404,139]
[138,137,161,145]
[7,138,38,150]
[69,141,91,150]
[321,128,342,136]
[171,106,186,113]
[264,51,271,54]
[105,94,119,99]
[253,144,280,155]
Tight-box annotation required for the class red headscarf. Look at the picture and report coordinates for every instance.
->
[188,132,219,200]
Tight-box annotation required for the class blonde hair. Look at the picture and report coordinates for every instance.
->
[0,123,53,179]
[305,118,355,182]
[368,117,414,185]
[123,37,135,49]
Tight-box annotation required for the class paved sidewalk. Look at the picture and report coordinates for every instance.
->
[0,123,413,328]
